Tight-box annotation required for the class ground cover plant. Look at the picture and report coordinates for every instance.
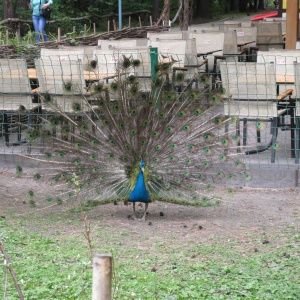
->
[1,170,299,299]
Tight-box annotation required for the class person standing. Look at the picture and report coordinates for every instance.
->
[29,0,53,42]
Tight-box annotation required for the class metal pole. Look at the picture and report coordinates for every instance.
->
[118,0,122,29]
[92,254,113,300]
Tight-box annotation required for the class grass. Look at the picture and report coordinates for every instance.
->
[1,210,300,300]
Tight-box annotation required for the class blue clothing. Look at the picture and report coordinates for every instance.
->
[30,0,53,16]
[30,0,53,42]
[32,15,47,42]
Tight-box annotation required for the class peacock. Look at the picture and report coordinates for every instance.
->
[16,53,248,220]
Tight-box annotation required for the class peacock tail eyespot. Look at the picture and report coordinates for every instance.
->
[109,139,116,146]
[127,75,137,84]
[198,173,205,179]
[58,151,65,158]
[89,59,98,69]
[46,197,52,202]
[165,167,172,173]
[182,125,190,131]
[177,193,182,197]
[75,142,82,149]
[232,135,240,142]
[151,131,158,137]
[119,122,125,129]
[175,72,185,83]
[16,166,23,176]
[272,143,279,149]
[219,154,227,161]
[199,74,210,84]
[103,119,110,126]
[33,173,41,181]
[63,81,73,92]
[156,174,162,180]
[204,147,211,154]
[91,83,104,94]
[80,124,88,132]
[45,152,52,160]
[193,108,202,115]
[203,134,212,141]
[165,183,171,189]
[110,82,119,92]
[244,173,251,180]
[165,126,173,133]
[72,102,82,112]
[183,170,190,176]
[121,156,129,162]
[187,145,195,151]
[229,116,238,124]
[99,176,105,181]
[121,56,131,69]
[234,161,243,168]
[210,94,220,104]
[92,167,99,173]
[74,158,81,165]
[78,168,85,174]
[52,177,60,184]
[108,153,114,159]
[202,196,209,201]
[158,112,166,119]
[228,173,234,179]
[56,198,63,205]
[130,129,137,135]
[27,190,34,198]
[169,143,177,149]
[189,93,196,100]
[29,200,36,207]
[42,92,52,103]
[131,109,138,116]
[155,144,162,151]
[60,172,68,179]
[90,154,96,160]
[147,100,154,107]
[169,155,177,161]
[130,85,139,96]
[185,158,192,164]
[221,138,229,146]
[188,184,194,189]
[227,188,234,194]
[124,144,130,150]
[214,117,222,125]
[91,139,98,146]
[202,161,210,168]
[216,171,223,178]
[142,120,149,127]
[140,139,146,146]
[175,178,181,184]
[177,111,186,117]
[153,157,160,163]
[132,59,141,67]
[67,192,74,197]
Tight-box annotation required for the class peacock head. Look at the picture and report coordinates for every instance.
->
[140,160,145,172]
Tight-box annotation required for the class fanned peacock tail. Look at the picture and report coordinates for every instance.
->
[17,54,248,217]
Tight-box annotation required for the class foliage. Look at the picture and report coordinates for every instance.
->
[1,214,300,299]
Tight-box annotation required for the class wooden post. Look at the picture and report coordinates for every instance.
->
[57,27,61,42]
[93,23,96,35]
[113,20,117,31]
[138,16,142,27]
[150,15,153,27]
[84,24,87,36]
[40,30,44,42]
[129,16,131,28]
[92,254,112,300]
[6,30,9,45]
[286,0,299,49]
[107,20,110,33]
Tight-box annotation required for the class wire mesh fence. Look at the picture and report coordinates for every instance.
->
[0,50,299,170]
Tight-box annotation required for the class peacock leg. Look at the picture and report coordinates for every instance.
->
[140,203,149,221]
[132,202,137,220]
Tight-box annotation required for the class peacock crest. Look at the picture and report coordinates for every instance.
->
[17,53,247,220]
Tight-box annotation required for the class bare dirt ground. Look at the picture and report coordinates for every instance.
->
[1,167,299,245]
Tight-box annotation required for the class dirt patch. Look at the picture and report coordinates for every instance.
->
[1,167,299,245]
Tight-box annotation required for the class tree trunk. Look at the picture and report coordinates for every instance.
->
[181,0,189,30]
[2,0,16,34]
[151,0,160,23]
[163,0,171,26]
[195,0,212,18]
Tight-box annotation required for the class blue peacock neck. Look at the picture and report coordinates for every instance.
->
[129,161,150,203]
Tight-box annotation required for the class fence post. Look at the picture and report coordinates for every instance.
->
[128,16,131,28]
[57,27,61,42]
[93,23,96,35]
[92,254,112,300]
[84,24,87,36]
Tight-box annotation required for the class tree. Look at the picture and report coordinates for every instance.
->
[194,0,212,19]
